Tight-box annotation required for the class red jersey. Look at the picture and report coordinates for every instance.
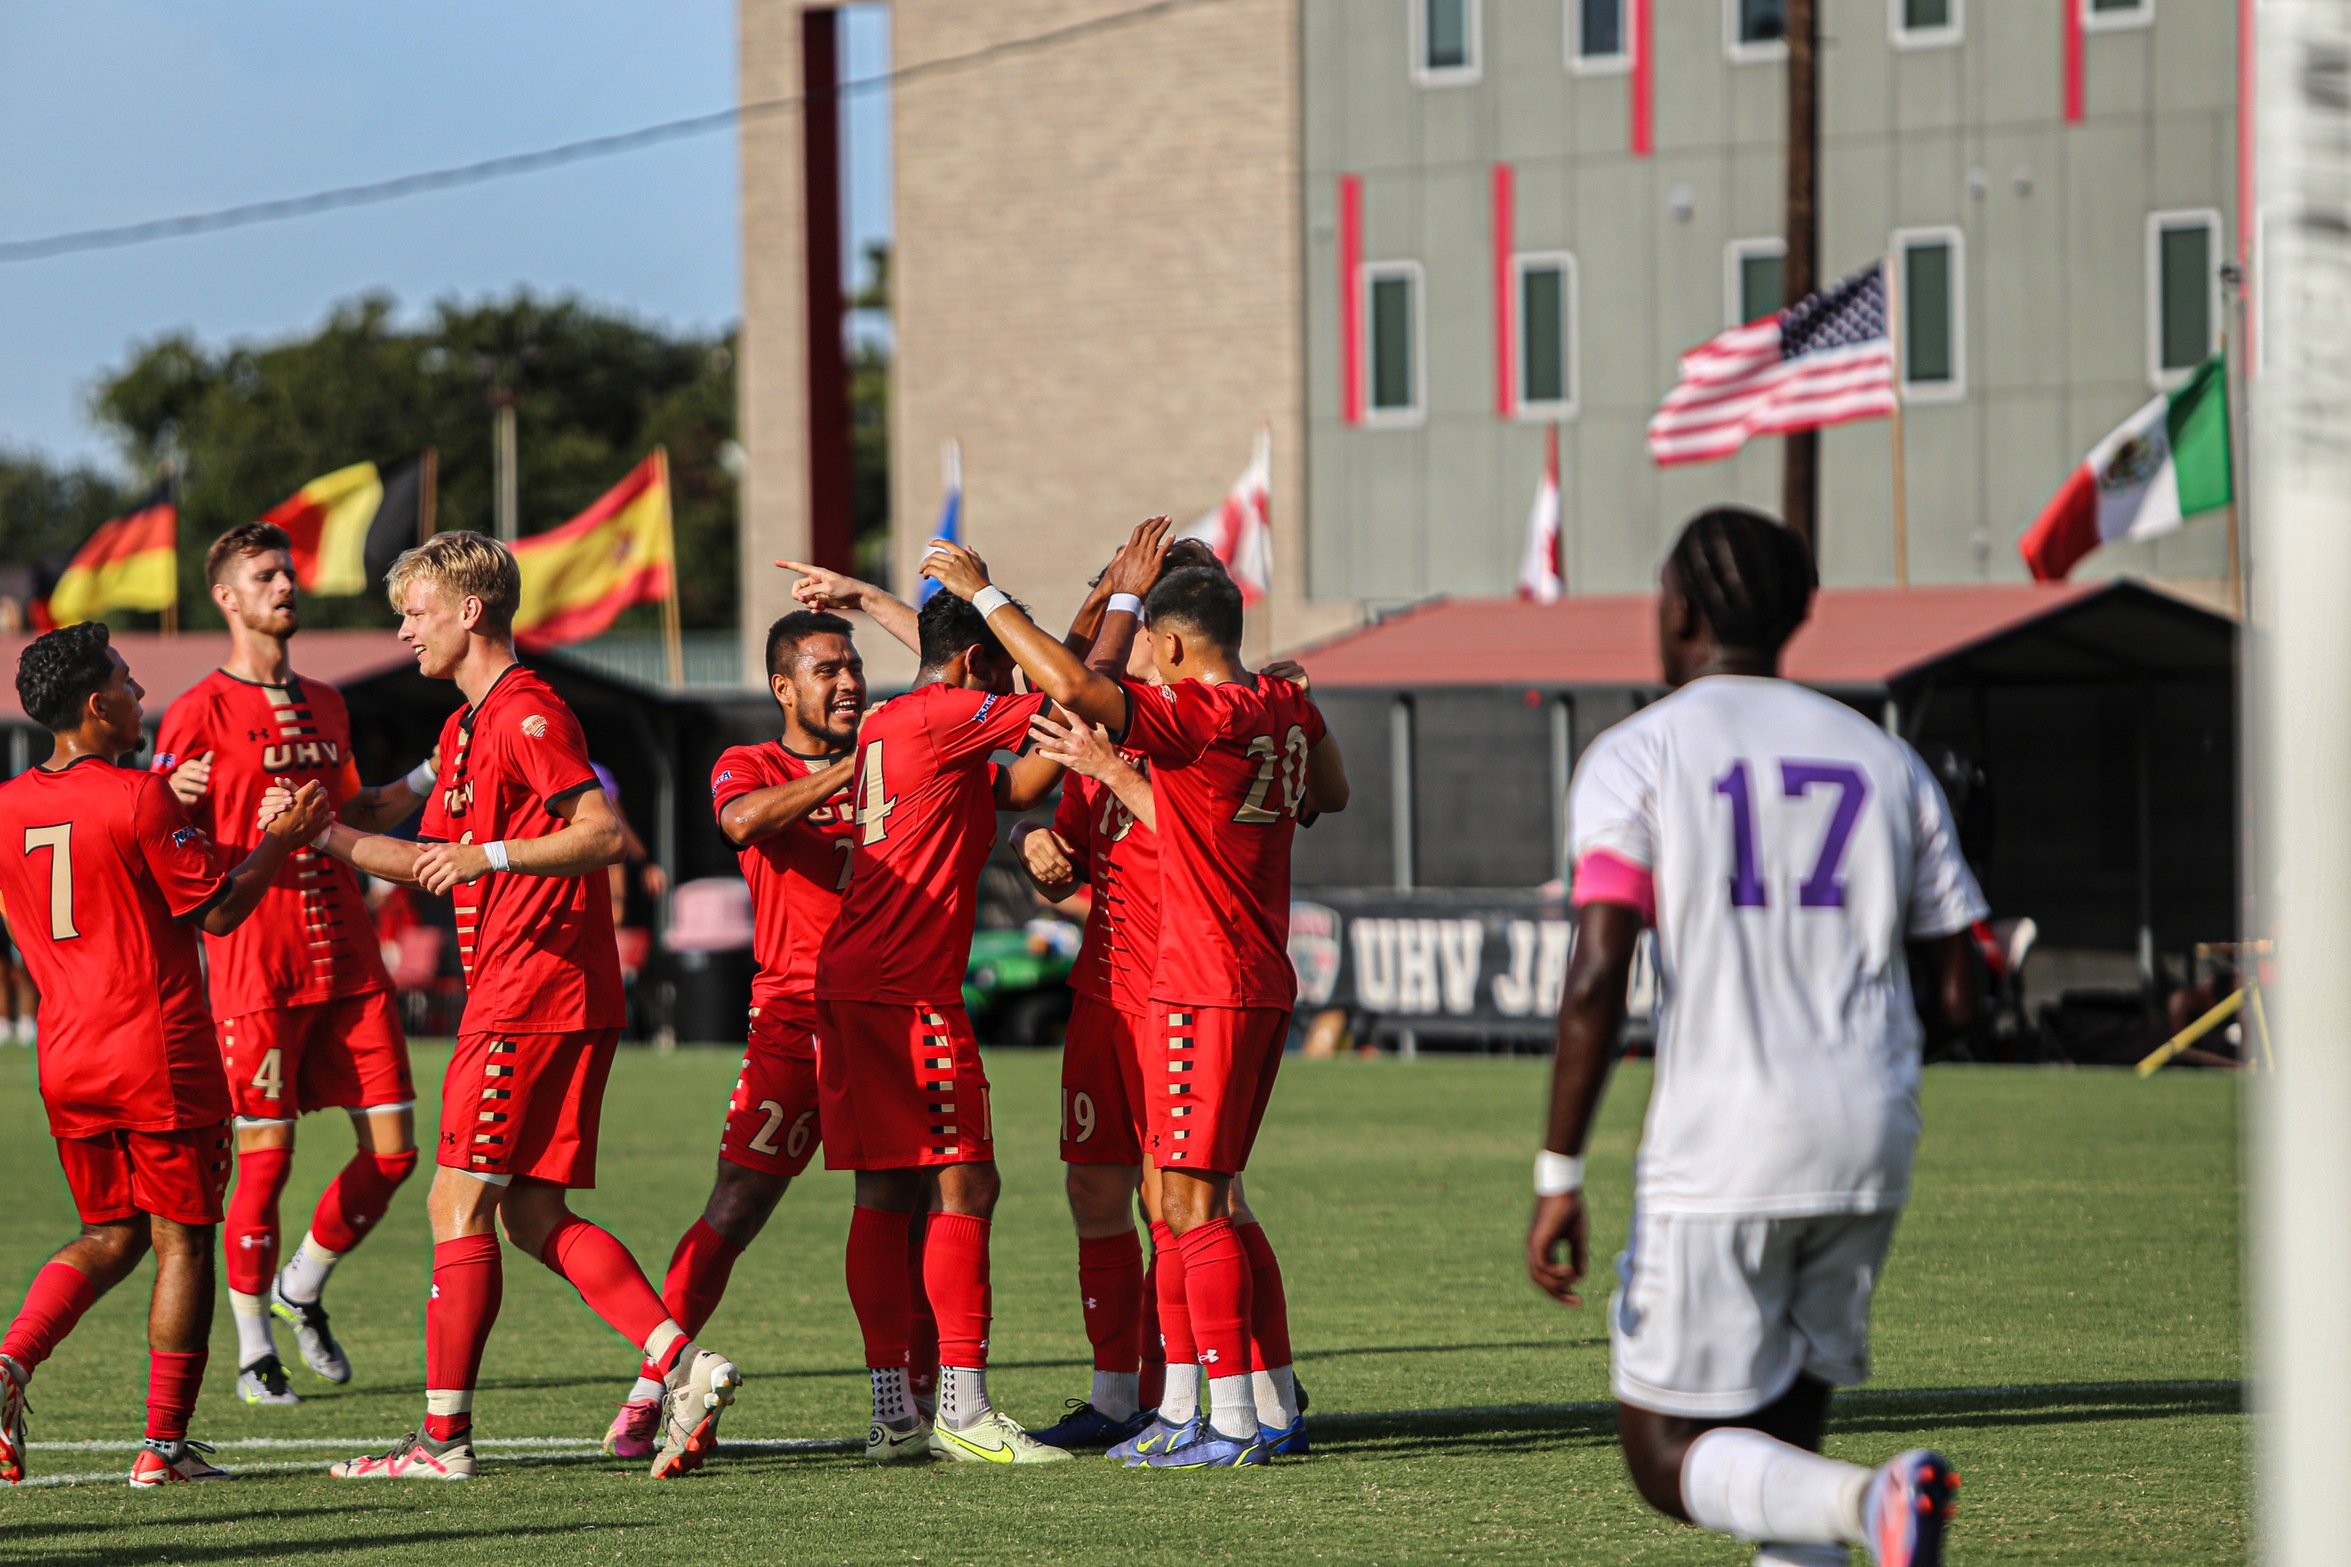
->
[154,670,390,1015]
[1116,674,1327,1008]
[711,741,855,1013]
[0,760,234,1137]
[418,665,624,1034]
[814,683,1050,1005]
[1050,763,1160,1014]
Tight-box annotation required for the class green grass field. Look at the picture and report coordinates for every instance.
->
[0,1044,2241,1564]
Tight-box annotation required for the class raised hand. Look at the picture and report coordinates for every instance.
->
[777,558,866,613]
[169,750,216,808]
[1261,658,1311,694]
[1101,517,1174,601]
[919,538,993,602]
[1028,706,1123,783]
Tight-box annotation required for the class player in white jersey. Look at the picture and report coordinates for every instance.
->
[1527,508,1985,1567]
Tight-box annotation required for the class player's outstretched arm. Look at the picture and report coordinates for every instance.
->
[995,751,1068,812]
[409,785,626,897]
[1303,733,1351,815]
[720,757,856,847]
[1527,899,1641,1308]
[778,560,923,656]
[202,781,332,935]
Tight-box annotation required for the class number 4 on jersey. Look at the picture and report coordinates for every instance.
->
[856,739,897,845]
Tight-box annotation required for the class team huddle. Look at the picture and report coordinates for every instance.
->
[0,499,1978,1561]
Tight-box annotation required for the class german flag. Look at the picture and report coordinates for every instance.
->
[261,454,431,596]
[35,476,177,629]
[512,451,674,649]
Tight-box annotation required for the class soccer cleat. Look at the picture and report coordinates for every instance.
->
[235,1353,301,1407]
[650,1349,739,1480]
[1137,1422,1269,1469]
[1257,1414,1309,1457]
[328,1430,476,1480]
[1864,1449,1959,1567]
[929,1410,1076,1465]
[0,1356,29,1485]
[1109,1414,1193,1465]
[603,1396,662,1460]
[128,1438,231,1486]
[1031,1399,1155,1451]
[269,1279,351,1384]
[866,1415,934,1463]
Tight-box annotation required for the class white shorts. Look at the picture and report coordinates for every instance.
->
[1609,1208,1902,1419]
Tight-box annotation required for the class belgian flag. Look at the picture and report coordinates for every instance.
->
[34,475,178,629]
[260,452,433,597]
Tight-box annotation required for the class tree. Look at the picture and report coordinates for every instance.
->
[849,242,892,586]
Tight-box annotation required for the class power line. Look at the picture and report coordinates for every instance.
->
[0,0,1231,266]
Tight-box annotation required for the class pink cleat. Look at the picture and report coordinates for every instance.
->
[604,1396,662,1460]
[1865,1449,1958,1567]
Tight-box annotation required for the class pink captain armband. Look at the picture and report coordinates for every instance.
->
[1571,849,1656,925]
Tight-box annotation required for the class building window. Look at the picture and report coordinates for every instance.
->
[1515,253,1579,418]
[1365,261,1425,424]
[1412,0,1481,85]
[1892,227,1965,401]
[1891,0,1961,48]
[2147,210,2221,388]
[1728,0,1788,61]
[1726,238,1786,326]
[1570,0,1629,73]
[2083,0,2153,32]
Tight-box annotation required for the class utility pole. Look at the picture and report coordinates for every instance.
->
[1782,0,1820,557]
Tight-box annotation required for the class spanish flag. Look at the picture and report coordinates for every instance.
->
[261,454,430,596]
[35,477,177,629]
[511,450,675,649]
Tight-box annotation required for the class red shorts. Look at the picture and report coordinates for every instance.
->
[1061,993,1146,1166]
[1146,1004,1290,1175]
[55,1122,233,1227]
[437,1029,620,1188]
[220,990,413,1123]
[816,999,993,1171]
[721,1003,824,1178]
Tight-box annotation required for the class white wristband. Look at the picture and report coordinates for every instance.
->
[1107,593,1143,617]
[483,840,510,873]
[972,585,1013,619]
[1534,1150,1585,1197]
[405,759,437,795]
[309,822,335,850]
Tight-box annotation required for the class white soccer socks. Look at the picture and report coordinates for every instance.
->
[1682,1427,1870,1547]
[870,1366,918,1427]
[1253,1365,1300,1428]
[938,1367,992,1432]
[1092,1370,1140,1421]
[1157,1362,1200,1426]
[229,1290,275,1366]
[277,1233,341,1305]
[1206,1373,1261,1441]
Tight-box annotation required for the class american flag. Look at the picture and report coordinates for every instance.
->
[1646,261,1897,466]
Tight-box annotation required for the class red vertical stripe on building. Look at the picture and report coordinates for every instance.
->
[1493,163,1516,418]
[1630,0,1654,156]
[1340,174,1364,425]
[2064,0,2085,123]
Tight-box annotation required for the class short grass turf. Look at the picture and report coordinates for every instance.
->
[0,1045,2241,1564]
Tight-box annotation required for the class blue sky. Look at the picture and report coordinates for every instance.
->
[0,0,892,471]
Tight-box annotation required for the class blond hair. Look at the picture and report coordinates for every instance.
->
[385,531,520,635]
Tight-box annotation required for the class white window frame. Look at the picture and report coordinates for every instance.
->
[1410,0,1482,87]
[1725,0,1789,64]
[1724,237,1787,327]
[1567,0,1631,76]
[1890,225,1967,403]
[1512,252,1581,421]
[2081,0,2153,34]
[2145,208,2223,391]
[1362,260,1428,428]
[1889,0,1962,50]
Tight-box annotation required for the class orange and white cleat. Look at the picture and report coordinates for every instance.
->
[0,1356,28,1485]
[649,1349,739,1479]
[128,1438,231,1486]
[328,1430,476,1481]
[1865,1448,1959,1567]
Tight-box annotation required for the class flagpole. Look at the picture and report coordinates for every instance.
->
[1885,256,1911,588]
[420,446,439,543]
[656,447,684,689]
[160,459,179,635]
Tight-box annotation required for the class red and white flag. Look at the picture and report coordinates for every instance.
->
[1646,261,1897,466]
[1518,424,1563,603]
[1181,426,1272,605]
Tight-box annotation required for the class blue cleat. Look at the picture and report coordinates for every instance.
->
[1110,1414,1195,1465]
[1257,1414,1308,1456]
[1138,1422,1269,1469]
[1032,1400,1155,1451]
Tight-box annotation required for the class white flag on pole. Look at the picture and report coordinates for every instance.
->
[1517,425,1563,603]
[1179,426,1272,605]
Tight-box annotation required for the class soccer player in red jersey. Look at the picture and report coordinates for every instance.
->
[813,586,1073,1464]
[598,608,871,1458]
[923,518,1350,1467]
[155,524,436,1407]
[0,622,330,1487]
[312,533,738,1482]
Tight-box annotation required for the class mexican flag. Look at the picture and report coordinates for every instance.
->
[2019,357,2232,581]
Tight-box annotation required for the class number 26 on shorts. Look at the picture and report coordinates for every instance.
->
[1714,760,1868,910]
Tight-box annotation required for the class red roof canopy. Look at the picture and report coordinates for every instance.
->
[1293,582,2114,691]
[0,631,416,726]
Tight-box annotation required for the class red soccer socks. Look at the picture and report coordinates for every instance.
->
[1176,1217,1253,1386]
[1138,1248,1167,1411]
[1237,1219,1293,1372]
[922,1213,992,1370]
[424,1234,502,1442]
[224,1145,294,1295]
[1150,1220,1196,1366]
[846,1206,914,1370]
[144,1350,206,1443]
[309,1148,418,1255]
[1077,1230,1145,1374]
[0,1260,98,1373]
[906,1213,940,1404]
[634,1219,746,1383]
[539,1216,671,1351]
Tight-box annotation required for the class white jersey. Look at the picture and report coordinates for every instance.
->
[1570,676,1986,1219]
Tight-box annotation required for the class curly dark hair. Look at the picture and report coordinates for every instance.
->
[1143,565,1244,650]
[918,589,1022,669]
[1665,507,1817,655]
[18,621,118,732]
